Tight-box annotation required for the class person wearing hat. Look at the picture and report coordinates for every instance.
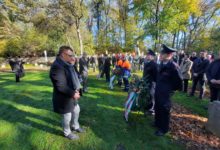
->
[154,44,182,136]
[143,49,158,115]
[79,52,89,92]
[189,50,210,99]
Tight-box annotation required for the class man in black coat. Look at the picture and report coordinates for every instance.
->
[9,56,25,82]
[143,49,158,115]
[79,52,89,92]
[190,51,210,99]
[50,46,84,140]
[206,51,220,102]
[102,54,111,82]
[154,44,182,136]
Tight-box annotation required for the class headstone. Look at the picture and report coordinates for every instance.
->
[44,50,48,62]
[206,101,220,137]
[40,64,43,68]
[1,64,6,68]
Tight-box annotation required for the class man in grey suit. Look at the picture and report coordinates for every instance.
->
[180,54,193,93]
[50,46,84,140]
[79,52,89,92]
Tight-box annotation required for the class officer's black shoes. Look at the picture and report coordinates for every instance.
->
[154,130,166,136]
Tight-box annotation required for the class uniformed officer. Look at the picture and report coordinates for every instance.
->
[206,51,220,102]
[154,44,182,136]
[143,49,158,115]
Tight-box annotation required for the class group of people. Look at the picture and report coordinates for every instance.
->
[48,44,220,140]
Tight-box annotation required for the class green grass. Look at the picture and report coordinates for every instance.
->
[0,71,184,150]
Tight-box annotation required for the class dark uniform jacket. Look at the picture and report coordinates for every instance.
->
[192,57,210,80]
[155,61,182,106]
[50,57,80,114]
[103,57,111,72]
[206,59,220,88]
[143,60,158,83]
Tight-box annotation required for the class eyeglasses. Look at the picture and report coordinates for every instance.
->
[63,53,75,58]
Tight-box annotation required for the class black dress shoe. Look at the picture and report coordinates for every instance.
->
[154,130,165,136]
[74,128,85,133]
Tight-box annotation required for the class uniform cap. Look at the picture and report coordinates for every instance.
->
[147,49,156,56]
[160,44,177,54]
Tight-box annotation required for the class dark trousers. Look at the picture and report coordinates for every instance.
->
[155,104,170,133]
[123,77,129,91]
[15,74,20,82]
[81,72,88,91]
[210,86,220,102]
[105,70,110,82]
[190,76,205,99]
[183,79,189,93]
[117,77,122,86]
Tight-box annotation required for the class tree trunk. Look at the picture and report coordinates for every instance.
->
[172,32,176,48]
[176,30,180,49]
[154,0,160,50]
[76,22,83,55]
[183,31,186,50]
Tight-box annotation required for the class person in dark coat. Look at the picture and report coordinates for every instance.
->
[143,49,158,115]
[154,44,182,136]
[189,51,210,99]
[190,52,197,62]
[97,54,105,78]
[90,55,96,72]
[79,52,89,92]
[9,56,25,82]
[103,54,111,82]
[112,53,117,68]
[206,51,220,102]
[50,46,84,140]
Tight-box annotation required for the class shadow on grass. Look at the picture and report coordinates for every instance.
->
[0,102,61,135]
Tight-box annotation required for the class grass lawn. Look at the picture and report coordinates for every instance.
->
[0,71,184,150]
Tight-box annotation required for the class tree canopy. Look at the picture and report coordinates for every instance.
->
[0,0,219,57]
